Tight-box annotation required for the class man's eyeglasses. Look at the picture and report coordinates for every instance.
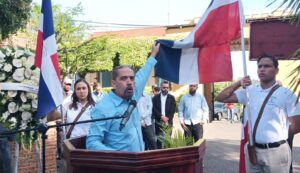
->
[65,83,71,86]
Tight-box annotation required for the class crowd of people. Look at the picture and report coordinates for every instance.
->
[1,42,300,173]
[56,43,209,153]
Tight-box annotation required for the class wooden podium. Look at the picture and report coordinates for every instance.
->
[63,136,206,173]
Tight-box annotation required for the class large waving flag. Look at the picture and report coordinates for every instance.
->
[35,0,63,119]
[155,0,244,84]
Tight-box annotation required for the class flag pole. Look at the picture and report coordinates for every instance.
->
[239,0,253,145]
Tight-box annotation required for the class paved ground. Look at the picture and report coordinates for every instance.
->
[201,120,300,173]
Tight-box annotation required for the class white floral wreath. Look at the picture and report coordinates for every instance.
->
[0,46,40,146]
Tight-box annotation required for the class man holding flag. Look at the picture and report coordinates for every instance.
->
[215,55,300,173]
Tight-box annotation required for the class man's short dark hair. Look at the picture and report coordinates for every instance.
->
[257,55,278,68]
[160,80,169,86]
[112,65,135,80]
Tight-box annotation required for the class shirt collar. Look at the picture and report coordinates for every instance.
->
[76,101,87,108]
[258,82,278,92]
[65,90,72,96]
[109,89,127,107]
[188,93,197,97]
[161,93,167,98]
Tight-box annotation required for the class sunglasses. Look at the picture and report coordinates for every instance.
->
[65,83,71,86]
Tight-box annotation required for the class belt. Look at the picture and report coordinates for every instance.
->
[255,140,286,149]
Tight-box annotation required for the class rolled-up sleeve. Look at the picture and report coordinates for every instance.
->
[201,95,209,120]
[134,57,157,100]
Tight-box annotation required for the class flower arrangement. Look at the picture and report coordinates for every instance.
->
[0,46,40,147]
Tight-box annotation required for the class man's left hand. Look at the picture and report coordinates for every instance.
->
[150,42,160,58]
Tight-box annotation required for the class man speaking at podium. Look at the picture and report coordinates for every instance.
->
[86,43,160,152]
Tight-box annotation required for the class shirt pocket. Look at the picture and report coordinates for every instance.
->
[106,127,133,148]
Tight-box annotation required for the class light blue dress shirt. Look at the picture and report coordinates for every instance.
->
[86,57,157,152]
[178,93,209,125]
[92,91,107,103]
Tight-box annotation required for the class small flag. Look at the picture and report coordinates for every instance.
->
[35,0,63,118]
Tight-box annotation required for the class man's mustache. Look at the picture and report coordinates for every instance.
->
[125,86,133,91]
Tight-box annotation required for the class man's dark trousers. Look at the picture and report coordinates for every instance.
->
[0,138,13,173]
[184,123,203,142]
[142,125,157,150]
[288,133,294,173]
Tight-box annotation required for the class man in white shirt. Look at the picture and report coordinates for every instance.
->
[137,92,157,150]
[216,55,300,173]
[178,84,209,142]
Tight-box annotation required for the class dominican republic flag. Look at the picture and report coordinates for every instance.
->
[35,0,63,119]
[239,107,248,173]
[155,0,244,84]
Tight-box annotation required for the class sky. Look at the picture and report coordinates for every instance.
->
[34,0,281,32]
[33,0,282,80]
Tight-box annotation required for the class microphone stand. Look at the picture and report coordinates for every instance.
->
[0,115,125,173]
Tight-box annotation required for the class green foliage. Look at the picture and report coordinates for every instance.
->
[0,0,32,40]
[115,37,154,68]
[78,34,186,77]
[53,4,88,78]
[268,0,300,22]
[16,4,202,79]
[64,36,116,78]
[23,3,88,79]
[143,86,152,95]
[288,59,300,101]
[213,82,230,99]
[70,36,158,78]
[157,124,193,149]
[101,87,112,93]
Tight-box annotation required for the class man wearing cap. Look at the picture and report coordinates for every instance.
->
[63,78,73,102]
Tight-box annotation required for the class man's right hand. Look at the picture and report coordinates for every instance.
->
[141,120,146,128]
[181,123,189,131]
[240,76,252,89]
[161,115,169,123]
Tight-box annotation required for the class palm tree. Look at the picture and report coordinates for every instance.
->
[270,0,300,100]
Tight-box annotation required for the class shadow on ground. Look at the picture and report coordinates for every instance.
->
[292,146,300,173]
[204,139,240,173]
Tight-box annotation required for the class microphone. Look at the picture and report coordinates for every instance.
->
[119,100,137,131]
